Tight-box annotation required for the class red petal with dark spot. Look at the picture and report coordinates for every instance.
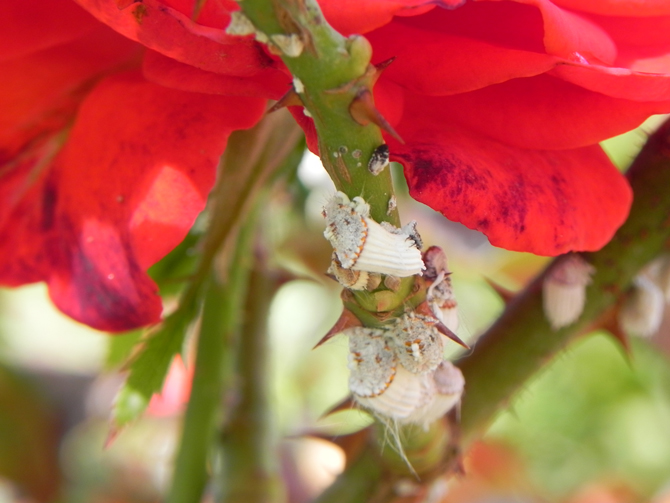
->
[392,131,632,256]
[0,72,266,331]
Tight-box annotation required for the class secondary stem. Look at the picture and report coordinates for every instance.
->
[166,210,257,503]
[218,258,284,503]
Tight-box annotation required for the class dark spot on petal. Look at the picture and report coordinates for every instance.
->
[132,4,148,24]
[41,181,57,230]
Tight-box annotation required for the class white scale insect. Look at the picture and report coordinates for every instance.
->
[322,192,425,279]
[542,253,595,330]
[423,246,460,334]
[346,313,464,427]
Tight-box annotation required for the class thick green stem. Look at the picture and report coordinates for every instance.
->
[218,261,284,503]
[166,213,257,503]
[240,1,395,224]
[315,121,670,501]
[165,112,302,503]
[239,0,416,315]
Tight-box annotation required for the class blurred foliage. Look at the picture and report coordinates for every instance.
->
[0,363,61,501]
[489,334,670,500]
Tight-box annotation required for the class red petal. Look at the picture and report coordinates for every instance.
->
[288,106,319,155]
[514,0,617,65]
[398,75,670,150]
[0,72,266,331]
[0,0,99,61]
[142,50,290,99]
[392,132,632,255]
[318,0,440,35]
[159,0,239,29]
[75,0,275,77]
[552,0,670,16]
[0,26,140,161]
[579,13,670,70]
[551,63,670,101]
[368,21,558,96]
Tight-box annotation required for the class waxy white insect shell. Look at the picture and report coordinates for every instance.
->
[355,361,464,426]
[423,247,459,333]
[542,254,595,331]
[347,327,397,398]
[271,33,304,57]
[225,12,256,36]
[619,275,665,338]
[368,144,390,176]
[389,313,444,375]
[327,253,380,291]
[322,192,424,277]
[405,361,464,427]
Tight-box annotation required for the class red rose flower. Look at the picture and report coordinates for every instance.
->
[0,0,289,331]
[313,0,670,255]
[3,0,670,332]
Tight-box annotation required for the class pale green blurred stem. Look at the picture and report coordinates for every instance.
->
[218,260,284,503]
[317,121,670,501]
[166,214,256,503]
[166,113,302,503]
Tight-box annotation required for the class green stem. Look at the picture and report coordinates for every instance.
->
[315,120,670,501]
[239,0,413,334]
[218,256,284,503]
[179,111,303,313]
[166,212,257,503]
[166,112,302,503]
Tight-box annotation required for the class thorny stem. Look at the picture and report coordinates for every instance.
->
[460,118,670,440]
[315,119,670,502]
[218,259,285,503]
[237,0,454,493]
[239,0,416,316]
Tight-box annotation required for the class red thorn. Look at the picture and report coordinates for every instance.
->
[600,311,633,358]
[268,88,303,114]
[319,395,356,419]
[368,58,396,87]
[104,425,121,449]
[313,309,361,349]
[483,277,516,305]
[349,90,404,144]
[374,57,396,72]
[436,321,470,349]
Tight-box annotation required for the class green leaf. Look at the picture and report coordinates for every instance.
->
[111,302,198,430]
[104,329,142,370]
[148,230,202,297]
